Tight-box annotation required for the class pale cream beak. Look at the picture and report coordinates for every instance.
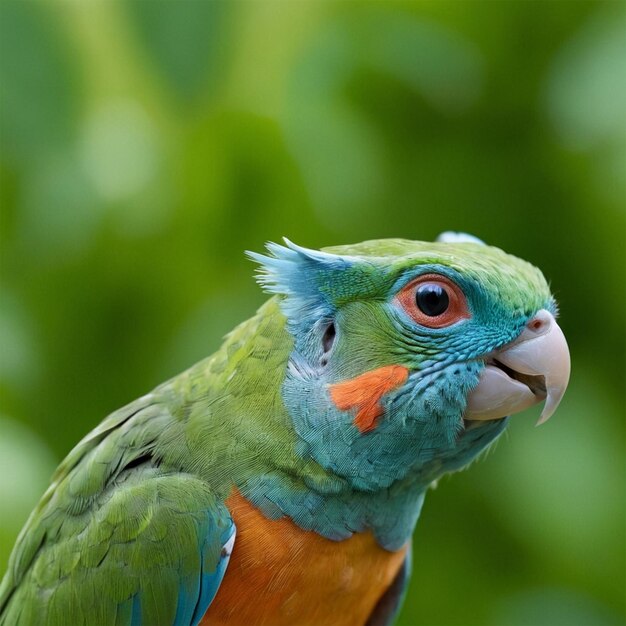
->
[464,310,570,425]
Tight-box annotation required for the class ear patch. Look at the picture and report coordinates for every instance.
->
[329,365,409,433]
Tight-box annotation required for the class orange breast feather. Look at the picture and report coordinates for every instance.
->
[201,490,407,626]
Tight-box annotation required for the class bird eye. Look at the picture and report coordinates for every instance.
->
[396,274,470,329]
[416,284,449,316]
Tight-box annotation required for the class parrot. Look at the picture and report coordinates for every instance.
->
[0,234,570,626]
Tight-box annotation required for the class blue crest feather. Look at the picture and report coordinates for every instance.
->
[247,238,354,324]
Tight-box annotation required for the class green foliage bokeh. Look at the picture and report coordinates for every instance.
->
[0,2,624,625]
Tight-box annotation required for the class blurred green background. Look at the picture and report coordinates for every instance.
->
[1,1,624,625]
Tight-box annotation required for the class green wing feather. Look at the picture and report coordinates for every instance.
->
[0,393,234,626]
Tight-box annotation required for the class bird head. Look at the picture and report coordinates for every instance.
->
[249,235,570,491]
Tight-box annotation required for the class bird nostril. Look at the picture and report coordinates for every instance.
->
[526,310,552,334]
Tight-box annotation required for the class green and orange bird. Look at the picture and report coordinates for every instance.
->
[0,234,570,626]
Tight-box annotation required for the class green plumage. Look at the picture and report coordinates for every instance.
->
[0,238,560,626]
[0,297,335,625]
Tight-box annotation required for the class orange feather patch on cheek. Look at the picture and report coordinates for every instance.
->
[328,365,409,433]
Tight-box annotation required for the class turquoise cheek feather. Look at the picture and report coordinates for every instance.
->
[277,329,508,550]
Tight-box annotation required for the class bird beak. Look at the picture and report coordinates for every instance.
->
[464,310,570,425]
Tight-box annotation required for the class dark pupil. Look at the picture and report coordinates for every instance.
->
[416,284,449,316]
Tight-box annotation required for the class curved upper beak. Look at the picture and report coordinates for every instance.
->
[464,310,570,425]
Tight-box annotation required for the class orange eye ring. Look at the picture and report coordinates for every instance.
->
[395,274,470,329]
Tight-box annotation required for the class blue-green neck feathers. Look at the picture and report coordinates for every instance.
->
[236,238,554,548]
